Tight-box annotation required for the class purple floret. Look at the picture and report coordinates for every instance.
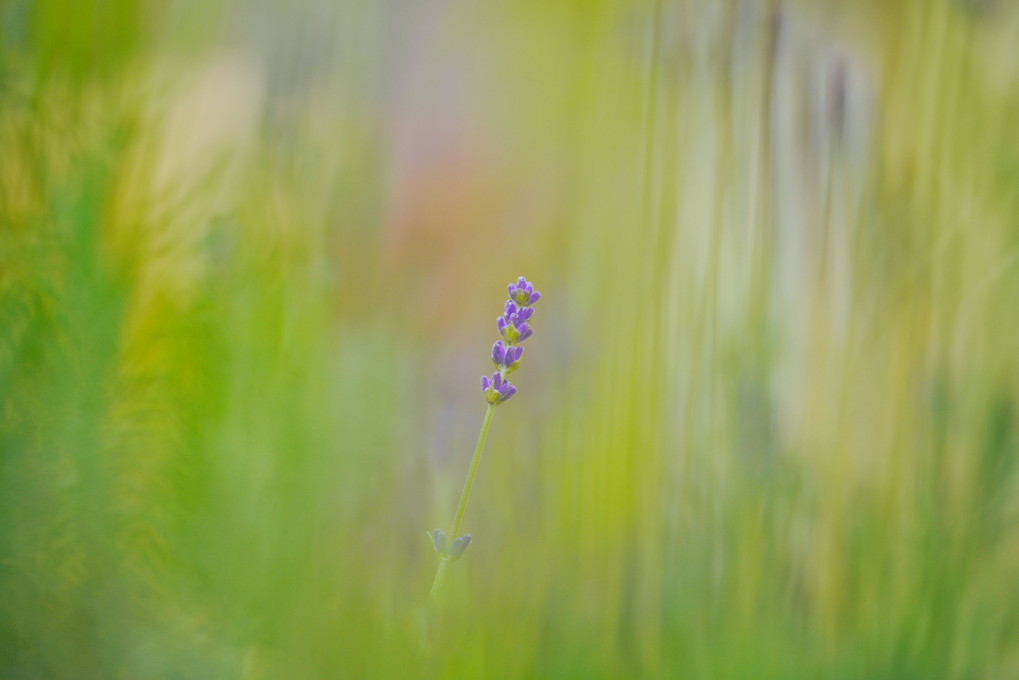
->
[497,312,532,344]
[508,276,541,307]
[492,340,507,366]
[481,371,517,403]
[492,340,524,371]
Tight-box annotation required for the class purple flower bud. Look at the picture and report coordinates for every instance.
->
[492,340,507,366]
[497,315,517,342]
[482,371,516,404]
[448,534,472,559]
[498,315,531,344]
[432,529,447,554]
[503,301,533,321]
[508,276,541,307]
[492,340,524,372]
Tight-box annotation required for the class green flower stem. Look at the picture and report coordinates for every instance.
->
[431,402,496,596]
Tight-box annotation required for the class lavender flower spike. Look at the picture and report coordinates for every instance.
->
[431,276,541,596]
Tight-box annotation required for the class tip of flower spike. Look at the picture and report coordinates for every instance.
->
[508,276,541,307]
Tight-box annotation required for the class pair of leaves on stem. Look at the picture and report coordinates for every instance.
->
[432,529,471,560]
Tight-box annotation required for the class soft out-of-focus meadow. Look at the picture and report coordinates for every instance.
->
[3,0,1019,677]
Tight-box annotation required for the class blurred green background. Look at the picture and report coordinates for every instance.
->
[2,0,1019,677]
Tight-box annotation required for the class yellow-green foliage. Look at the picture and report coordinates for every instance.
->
[1,0,1018,677]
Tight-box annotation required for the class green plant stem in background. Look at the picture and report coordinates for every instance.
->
[431,403,495,596]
